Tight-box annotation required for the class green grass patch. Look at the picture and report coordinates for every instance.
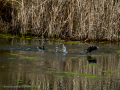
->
[40,50,44,53]
[71,57,77,59]
[88,54,107,57]
[88,63,99,65]
[67,72,107,78]
[63,72,70,74]
[116,50,120,53]
[46,71,55,74]
[56,72,66,74]
[26,38,32,39]
[99,42,105,43]
[46,71,107,78]
[2,66,5,68]
[19,82,23,83]
[85,74,107,78]
[7,58,16,59]
[102,70,119,73]
[56,76,65,78]
[20,56,40,60]
[11,54,20,56]
[88,59,95,60]
[0,34,20,39]
[52,69,56,70]
[64,41,84,44]
[73,86,77,88]
[77,55,86,57]
[3,85,37,88]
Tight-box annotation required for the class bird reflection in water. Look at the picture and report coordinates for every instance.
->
[87,55,97,63]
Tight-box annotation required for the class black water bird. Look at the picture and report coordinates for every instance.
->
[86,46,98,54]
[37,45,45,50]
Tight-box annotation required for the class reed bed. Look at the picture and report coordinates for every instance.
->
[0,0,120,41]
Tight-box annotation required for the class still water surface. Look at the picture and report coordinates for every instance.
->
[0,38,120,90]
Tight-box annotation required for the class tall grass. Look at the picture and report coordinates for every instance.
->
[0,0,120,41]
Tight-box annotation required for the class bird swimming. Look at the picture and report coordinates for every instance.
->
[37,45,45,50]
[86,46,98,54]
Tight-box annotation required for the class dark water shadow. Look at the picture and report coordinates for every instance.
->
[87,55,97,63]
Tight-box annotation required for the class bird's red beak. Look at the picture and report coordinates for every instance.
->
[97,47,99,49]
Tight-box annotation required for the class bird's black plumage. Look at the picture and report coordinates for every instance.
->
[86,46,98,54]
[37,45,45,50]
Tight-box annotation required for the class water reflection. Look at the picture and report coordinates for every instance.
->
[0,38,120,90]
[87,55,97,63]
[55,46,58,52]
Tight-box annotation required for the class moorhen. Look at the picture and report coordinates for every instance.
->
[37,45,45,50]
[86,46,98,54]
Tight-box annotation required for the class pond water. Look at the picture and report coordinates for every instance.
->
[0,38,120,90]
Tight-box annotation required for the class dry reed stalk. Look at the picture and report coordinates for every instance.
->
[21,0,24,35]
[1,0,120,41]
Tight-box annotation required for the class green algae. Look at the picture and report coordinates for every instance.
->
[102,70,119,73]
[20,56,40,60]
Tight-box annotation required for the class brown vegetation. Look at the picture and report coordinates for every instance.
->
[0,0,120,41]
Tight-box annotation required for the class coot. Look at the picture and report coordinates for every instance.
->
[86,46,98,54]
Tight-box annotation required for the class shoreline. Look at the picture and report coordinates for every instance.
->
[0,33,120,43]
